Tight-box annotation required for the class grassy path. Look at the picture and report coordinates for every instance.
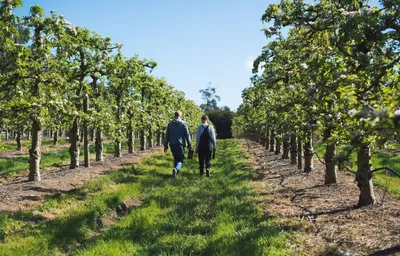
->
[0,139,294,255]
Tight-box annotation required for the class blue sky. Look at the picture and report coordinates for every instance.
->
[15,0,380,111]
[16,0,272,111]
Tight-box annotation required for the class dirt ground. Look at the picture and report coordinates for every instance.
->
[0,147,162,212]
[240,139,400,256]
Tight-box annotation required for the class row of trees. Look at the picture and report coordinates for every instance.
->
[0,1,203,181]
[233,0,400,207]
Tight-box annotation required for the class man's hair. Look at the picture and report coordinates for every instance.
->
[175,111,182,118]
[201,114,208,121]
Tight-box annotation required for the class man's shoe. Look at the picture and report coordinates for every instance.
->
[206,169,210,178]
[172,168,177,178]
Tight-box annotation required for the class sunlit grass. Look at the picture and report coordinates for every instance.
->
[0,139,295,255]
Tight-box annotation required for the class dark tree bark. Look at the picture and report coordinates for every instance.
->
[275,137,281,155]
[282,138,289,159]
[53,129,58,145]
[269,130,275,152]
[323,126,337,184]
[80,127,84,143]
[290,133,297,164]
[265,129,270,150]
[356,143,375,207]
[69,118,80,169]
[303,132,314,173]
[28,120,42,181]
[90,128,95,142]
[16,130,22,151]
[5,130,9,141]
[156,130,162,146]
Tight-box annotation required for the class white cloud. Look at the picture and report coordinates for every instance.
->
[244,56,255,72]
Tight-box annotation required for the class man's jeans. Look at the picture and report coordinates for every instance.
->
[170,144,184,170]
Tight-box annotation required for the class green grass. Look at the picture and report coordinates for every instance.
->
[0,138,70,152]
[314,143,400,198]
[0,139,295,255]
[0,139,141,179]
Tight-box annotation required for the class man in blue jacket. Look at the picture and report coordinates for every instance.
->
[164,111,193,178]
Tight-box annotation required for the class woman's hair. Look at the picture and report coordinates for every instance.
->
[201,114,208,121]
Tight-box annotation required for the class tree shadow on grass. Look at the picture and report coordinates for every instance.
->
[74,139,295,255]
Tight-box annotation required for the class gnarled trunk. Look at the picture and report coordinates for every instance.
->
[69,118,80,169]
[16,130,22,151]
[290,133,297,164]
[303,132,314,173]
[356,143,375,207]
[140,130,146,151]
[28,120,42,181]
[265,129,270,150]
[95,128,103,161]
[269,130,275,152]
[275,137,281,155]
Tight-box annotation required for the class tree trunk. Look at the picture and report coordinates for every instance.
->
[297,136,302,170]
[356,143,375,207]
[95,128,103,161]
[114,139,122,157]
[275,137,281,155]
[5,130,9,141]
[269,130,275,152]
[83,95,90,167]
[90,128,95,142]
[290,133,297,164]
[303,132,314,173]
[147,129,153,148]
[157,131,162,146]
[324,143,337,184]
[127,124,134,154]
[80,127,84,143]
[53,129,58,145]
[50,129,53,139]
[265,129,270,150]
[282,139,289,159]
[16,130,22,151]
[27,130,30,140]
[28,120,42,181]
[140,130,146,151]
[69,118,80,169]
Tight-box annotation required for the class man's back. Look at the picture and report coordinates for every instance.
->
[165,119,190,146]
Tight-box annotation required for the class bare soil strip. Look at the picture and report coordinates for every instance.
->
[0,147,162,212]
[241,139,400,256]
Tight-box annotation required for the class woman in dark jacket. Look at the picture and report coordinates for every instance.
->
[195,115,216,177]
